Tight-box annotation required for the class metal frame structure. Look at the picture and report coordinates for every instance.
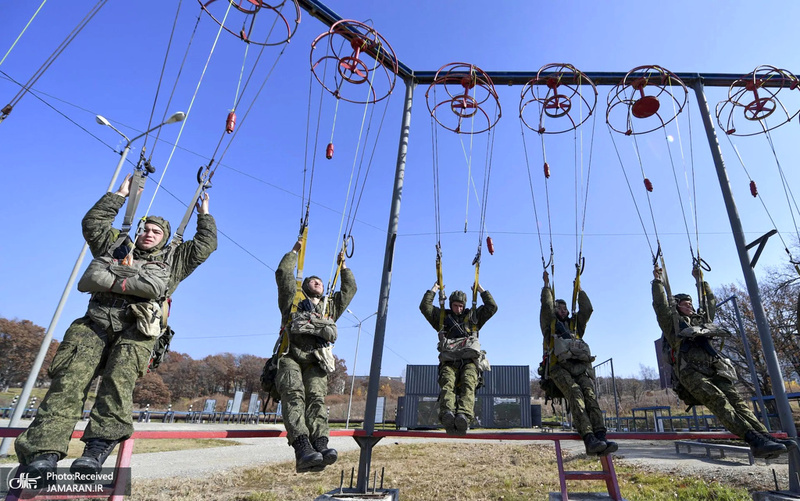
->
[297,0,800,493]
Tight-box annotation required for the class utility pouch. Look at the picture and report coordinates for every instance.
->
[312,344,336,373]
[260,356,281,402]
[553,336,593,362]
[149,326,175,370]
[678,323,732,339]
[290,311,338,343]
[437,335,481,362]
[129,301,164,338]
[477,350,491,372]
[78,255,169,300]
[537,361,564,401]
[714,357,738,383]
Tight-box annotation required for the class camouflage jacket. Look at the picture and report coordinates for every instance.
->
[276,251,356,354]
[419,289,498,337]
[652,278,717,366]
[83,192,218,332]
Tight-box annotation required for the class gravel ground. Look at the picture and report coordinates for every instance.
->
[2,419,792,491]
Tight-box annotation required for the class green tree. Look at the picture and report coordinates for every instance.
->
[0,317,58,388]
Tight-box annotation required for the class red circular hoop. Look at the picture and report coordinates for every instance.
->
[425,62,501,134]
[715,65,800,136]
[519,63,597,135]
[338,56,370,84]
[199,0,300,46]
[606,65,687,136]
[310,20,398,104]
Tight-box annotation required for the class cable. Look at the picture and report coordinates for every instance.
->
[0,0,48,68]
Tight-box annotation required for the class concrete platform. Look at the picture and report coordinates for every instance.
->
[316,488,399,500]
[752,491,800,500]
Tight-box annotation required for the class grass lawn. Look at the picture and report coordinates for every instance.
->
[132,442,753,501]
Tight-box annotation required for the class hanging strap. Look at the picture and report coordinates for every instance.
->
[436,243,446,331]
[569,259,583,336]
[276,224,309,356]
[173,164,214,245]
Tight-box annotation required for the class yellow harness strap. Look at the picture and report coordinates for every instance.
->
[278,225,309,355]
[468,261,480,333]
[436,249,446,331]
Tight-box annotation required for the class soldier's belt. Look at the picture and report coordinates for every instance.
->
[90,293,149,309]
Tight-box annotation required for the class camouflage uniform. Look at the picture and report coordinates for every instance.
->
[419,290,497,421]
[652,278,768,438]
[275,251,356,445]
[15,192,217,465]
[540,287,605,437]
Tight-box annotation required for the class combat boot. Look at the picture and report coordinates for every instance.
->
[440,411,456,435]
[312,436,338,465]
[70,438,119,476]
[25,453,59,481]
[760,431,798,452]
[583,432,607,455]
[292,435,324,473]
[454,413,470,435]
[594,429,619,455]
[745,430,787,459]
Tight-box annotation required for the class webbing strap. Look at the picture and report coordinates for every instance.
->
[569,265,581,336]
[121,170,148,234]
[436,250,445,331]
[173,167,213,245]
[277,225,309,356]
[469,261,480,333]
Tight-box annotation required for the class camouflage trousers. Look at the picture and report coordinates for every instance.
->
[549,362,605,436]
[679,367,767,438]
[15,315,155,465]
[276,352,329,445]
[438,360,479,419]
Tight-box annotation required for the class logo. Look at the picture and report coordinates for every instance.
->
[8,472,40,490]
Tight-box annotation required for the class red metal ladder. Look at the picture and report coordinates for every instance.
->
[553,439,622,500]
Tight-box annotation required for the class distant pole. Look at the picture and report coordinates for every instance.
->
[345,310,377,429]
[0,112,184,457]
[718,295,771,430]
[693,80,799,492]
[609,358,621,431]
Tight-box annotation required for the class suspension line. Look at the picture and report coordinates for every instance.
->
[0,0,48,68]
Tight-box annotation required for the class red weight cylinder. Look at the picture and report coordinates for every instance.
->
[226,111,236,133]
[326,143,334,159]
[486,236,494,255]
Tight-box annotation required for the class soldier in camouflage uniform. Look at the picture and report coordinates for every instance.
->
[419,282,497,434]
[652,266,792,458]
[275,238,356,472]
[540,271,617,456]
[16,174,217,477]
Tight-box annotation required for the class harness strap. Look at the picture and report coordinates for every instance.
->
[469,261,480,333]
[173,165,213,245]
[569,264,581,336]
[122,170,148,235]
[436,245,446,331]
[277,225,309,356]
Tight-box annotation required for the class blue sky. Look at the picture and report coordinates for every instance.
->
[2,0,800,382]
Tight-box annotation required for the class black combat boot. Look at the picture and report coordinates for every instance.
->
[292,435,324,473]
[583,432,607,455]
[760,431,798,452]
[745,430,787,459]
[440,411,456,435]
[454,413,470,435]
[25,453,59,480]
[70,438,119,476]
[594,429,619,455]
[312,436,338,465]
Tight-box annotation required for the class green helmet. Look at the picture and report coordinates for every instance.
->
[449,290,467,305]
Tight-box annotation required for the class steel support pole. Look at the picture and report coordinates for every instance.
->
[609,358,621,432]
[0,146,130,457]
[718,295,771,430]
[356,78,414,492]
[693,80,799,491]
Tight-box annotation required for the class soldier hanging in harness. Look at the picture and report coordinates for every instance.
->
[420,283,497,434]
[274,237,356,472]
[540,270,618,456]
[17,174,217,478]
[652,265,795,458]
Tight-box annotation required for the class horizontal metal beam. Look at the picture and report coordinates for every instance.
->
[297,1,795,89]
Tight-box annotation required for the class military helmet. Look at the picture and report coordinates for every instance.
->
[302,275,323,299]
[449,290,467,305]
[674,293,692,303]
